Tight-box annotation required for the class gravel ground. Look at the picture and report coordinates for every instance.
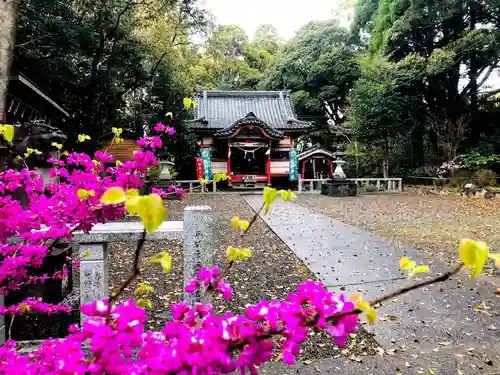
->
[294,193,500,276]
[108,194,381,361]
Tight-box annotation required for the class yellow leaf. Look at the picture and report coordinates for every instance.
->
[77,189,89,199]
[136,194,167,232]
[489,253,500,268]
[459,239,490,279]
[239,220,249,232]
[115,137,124,144]
[226,247,252,262]
[166,112,173,118]
[471,241,489,279]
[356,301,370,311]
[135,282,155,296]
[20,304,31,312]
[183,98,193,109]
[399,257,411,269]
[214,173,228,182]
[231,216,240,231]
[428,369,435,375]
[136,298,153,309]
[126,188,139,199]
[0,124,14,142]
[279,189,290,201]
[459,239,477,267]
[62,151,69,156]
[263,186,278,214]
[226,246,238,262]
[350,293,362,303]
[366,308,377,325]
[410,265,430,276]
[51,142,62,150]
[125,196,141,215]
[149,251,172,272]
[112,127,123,136]
[78,134,91,142]
[100,187,126,205]
[279,189,297,201]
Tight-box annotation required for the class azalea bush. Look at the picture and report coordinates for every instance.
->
[0,107,499,374]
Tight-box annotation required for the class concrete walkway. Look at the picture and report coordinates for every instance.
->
[244,195,500,375]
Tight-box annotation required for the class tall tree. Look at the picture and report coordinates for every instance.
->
[262,20,360,149]
[0,0,19,116]
[350,0,500,169]
[13,0,207,142]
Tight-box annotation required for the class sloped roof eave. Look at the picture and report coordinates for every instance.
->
[213,112,284,139]
[189,90,313,131]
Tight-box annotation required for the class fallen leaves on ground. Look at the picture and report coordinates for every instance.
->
[296,194,500,276]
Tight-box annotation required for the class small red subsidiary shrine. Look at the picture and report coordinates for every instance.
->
[186,91,312,188]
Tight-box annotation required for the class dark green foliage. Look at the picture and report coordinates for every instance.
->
[13,0,207,145]
[474,169,498,187]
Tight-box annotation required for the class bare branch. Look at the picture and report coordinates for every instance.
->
[108,230,147,306]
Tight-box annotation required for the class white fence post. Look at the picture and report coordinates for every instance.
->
[298,179,302,193]
[183,206,213,306]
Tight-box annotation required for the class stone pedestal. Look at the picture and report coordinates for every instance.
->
[183,206,213,306]
[321,180,358,197]
[0,295,4,344]
[79,243,108,323]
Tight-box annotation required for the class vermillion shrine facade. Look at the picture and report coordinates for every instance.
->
[186,91,312,188]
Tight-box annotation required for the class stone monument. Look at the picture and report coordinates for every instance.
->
[321,159,358,197]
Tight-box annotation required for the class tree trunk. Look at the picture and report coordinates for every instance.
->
[0,0,20,117]
[469,0,478,129]
[354,140,359,178]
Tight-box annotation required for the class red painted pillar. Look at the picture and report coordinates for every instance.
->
[301,160,307,180]
[328,160,334,178]
[227,142,232,186]
[266,144,271,185]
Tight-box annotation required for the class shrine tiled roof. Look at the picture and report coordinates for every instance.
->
[186,90,312,131]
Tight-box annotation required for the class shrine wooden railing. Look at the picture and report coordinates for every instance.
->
[297,178,403,193]
[172,180,217,193]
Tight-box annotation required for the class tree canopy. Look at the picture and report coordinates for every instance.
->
[5,0,500,177]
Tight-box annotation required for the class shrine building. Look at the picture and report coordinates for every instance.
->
[186,91,312,188]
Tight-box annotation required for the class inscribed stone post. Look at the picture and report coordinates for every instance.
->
[0,295,4,344]
[183,206,213,306]
[79,242,108,323]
